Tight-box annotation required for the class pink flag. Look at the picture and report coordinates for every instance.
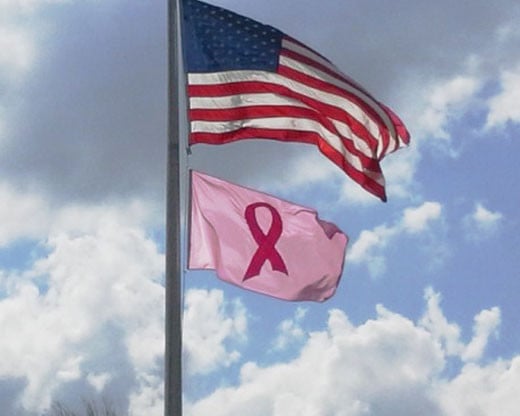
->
[188,171,348,302]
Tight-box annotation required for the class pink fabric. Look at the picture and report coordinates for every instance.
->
[188,171,348,302]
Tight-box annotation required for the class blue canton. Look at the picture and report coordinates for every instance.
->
[182,0,283,72]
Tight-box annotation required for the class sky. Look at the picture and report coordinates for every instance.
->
[1,0,520,415]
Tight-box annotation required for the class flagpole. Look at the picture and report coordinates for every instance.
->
[165,0,183,415]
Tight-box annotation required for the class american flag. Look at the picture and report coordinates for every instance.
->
[182,0,410,201]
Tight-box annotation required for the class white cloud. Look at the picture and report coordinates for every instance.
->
[347,225,396,277]
[290,141,418,206]
[266,59,499,206]
[0,204,165,413]
[0,195,510,416]
[420,287,500,362]
[472,204,503,227]
[1,2,519,415]
[438,358,520,416]
[462,307,501,362]
[0,180,161,248]
[127,374,164,416]
[280,150,340,190]
[187,303,444,416]
[402,202,443,234]
[0,197,252,414]
[339,175,383,205]
[247,117,418,206]
[0,0,70,17]
[0,0,69,111]
[408,75,481,141]
[0,26,34,79]
[419,287,464,356]
[271,307,307,351]
[186,288,508,416]
[0,182,49,246]
[486,65,520,127]
[463,203,503,240]
[183,289,248,376]
[86,372,112,393]
[348,201,443,277]
[0,179,254,414]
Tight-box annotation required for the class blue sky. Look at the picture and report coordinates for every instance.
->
[1,0,519,415]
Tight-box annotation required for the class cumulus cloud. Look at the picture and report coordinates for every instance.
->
[416,76,481,140]
[0,209,165,413]
[86,372,112,393]
[0,198,510,416]
[186,287,507,416]
[419,287,464,356]
[1,0,519,209]
[462,307,501,362]
[0,0,67,15]
[223,0,520,204]
[186,304,444,416]
[183,288,248,375]
[1,1,519,415]
[348,201,443,277]
[272,144,417,206]
[271,307,307,351]
[0,26,34,79]
[0,182,49,246]
[486,64,520,128]
[2,0,515,210]
[402,202,443,233]
[0,179,162,248]
[420,287,501,362]
[463,203,503,241]
[0,0,64,83]
[127,375,164,416]
[0,194,250,415]
[347,225,396,277]
[0,0,167,203]
[438,358,520,416]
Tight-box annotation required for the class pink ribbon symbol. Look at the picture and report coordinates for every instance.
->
[243,202,288,281]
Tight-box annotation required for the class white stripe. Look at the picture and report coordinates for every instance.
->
[281,38,334,72]
[279,56,387,146]
[190,93,310,110]
[282,38,374,101]
[330,118,374,158]
[188,70,274,85]
[191,117,384,185]
[280,54,398,153]
[189,70,384,149]
[189,93,375,159]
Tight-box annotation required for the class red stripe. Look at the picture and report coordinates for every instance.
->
[188,81,380,156]
[382,103,411,145]
[190,105,382,172]
[280,47,372,100]
[277,64,392,156]
[279,48,411,155]
[190,127,386,201]
[283,36,332,65]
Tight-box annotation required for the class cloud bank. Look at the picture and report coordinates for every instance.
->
[186,288,510,416]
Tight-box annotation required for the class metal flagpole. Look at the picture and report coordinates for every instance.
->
[165,0,183,415]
